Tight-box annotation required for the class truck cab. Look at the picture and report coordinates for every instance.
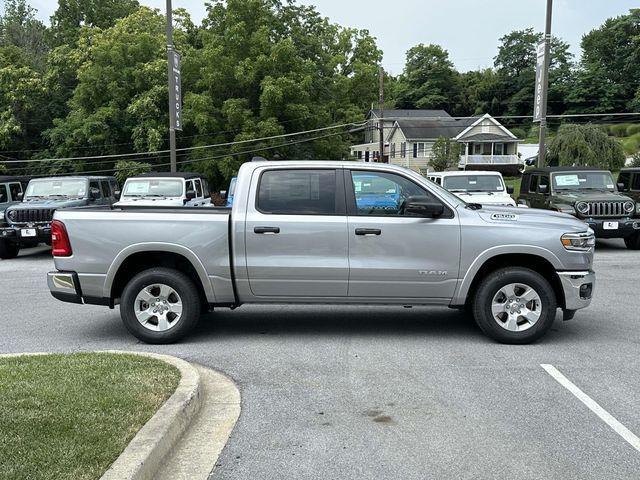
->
[1,176,118,259]
[517,167,640,249]
[115,172,211,207]
[428,171,516,207]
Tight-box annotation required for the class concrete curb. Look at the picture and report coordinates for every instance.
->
[99,350,202,480]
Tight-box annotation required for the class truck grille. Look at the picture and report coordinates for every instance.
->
[583,201,627,218]
[7,208,56,225]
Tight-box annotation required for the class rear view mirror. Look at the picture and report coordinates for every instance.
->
[405,196,445,218]
[506,186,514,194]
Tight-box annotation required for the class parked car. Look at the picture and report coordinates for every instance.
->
[48,161,595,345]
[428,171,516,207]
[0,176,31,258]
[0,176,118,259]
[517,167,640,249]
[115,172,211,207]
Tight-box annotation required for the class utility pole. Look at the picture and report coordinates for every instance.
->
[537,0,553,168]
[166,0,177,172]
[378,66,385,163]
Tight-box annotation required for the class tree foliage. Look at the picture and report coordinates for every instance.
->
[429,136,461,172]
[546,124,625,169]
[114,160,151,184]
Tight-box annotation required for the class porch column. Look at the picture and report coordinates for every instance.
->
[491,142,494,164]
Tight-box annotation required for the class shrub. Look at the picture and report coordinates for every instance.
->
[622,133,640,155]
[608,124,630,137]
[628,152,640,168]
[429,137,461,172]
[626,124,640,136]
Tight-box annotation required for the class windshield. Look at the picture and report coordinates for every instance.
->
[354,176,399,195]
[443,175,504,192]
[552,171,615,191]
[228,177,237,196]
[123,179,184,197]
[25,179,87,199]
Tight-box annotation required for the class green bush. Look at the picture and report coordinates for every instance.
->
[626,124,640,136]
[608,124,630,137]
[622,133,640,155]
[629,152,640,168]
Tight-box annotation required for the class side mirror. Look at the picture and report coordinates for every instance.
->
[185,190,196,201]
[506,186,514,194]
[219,190,228,200]
[114,190,121,200]
[538,185,549,195]
[89,187,101,201]
[16,192,24,201]
[617,182,626,192]
[404,196,445,218]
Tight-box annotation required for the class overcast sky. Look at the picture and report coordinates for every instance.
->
[27,0,638,74]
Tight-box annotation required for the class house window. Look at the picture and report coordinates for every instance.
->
[473,143,483,155]
[356,151,362,160]
[412,143,418,158]
[400,142,406,158]
[417,143,425,157]
[390,143,396,158]
[494,143,505,155]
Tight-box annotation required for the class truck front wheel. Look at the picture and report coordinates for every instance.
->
[472,267,557,344]
[120,267,201,344]
[0,240,19,259]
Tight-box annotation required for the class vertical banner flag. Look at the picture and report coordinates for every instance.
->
[169,50,182,131]
[533,41,545,123]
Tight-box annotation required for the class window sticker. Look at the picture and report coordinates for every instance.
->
[555,174,580,186]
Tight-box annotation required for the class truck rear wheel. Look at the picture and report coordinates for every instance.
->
[624,232,640,250]
[120,267,201,344]
[472,267,556,344]
[0,240,19,259]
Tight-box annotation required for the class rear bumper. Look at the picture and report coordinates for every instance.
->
[557,270,595,311]
[47,271,111,306]
[584,219,640,239]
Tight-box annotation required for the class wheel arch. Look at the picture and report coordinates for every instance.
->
[453,247,565,309]
[105,243,215,304]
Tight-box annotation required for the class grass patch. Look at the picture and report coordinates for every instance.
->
[0,353,180,480]
[504,176,522,199]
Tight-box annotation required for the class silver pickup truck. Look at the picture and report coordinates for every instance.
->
[48,161,595,344]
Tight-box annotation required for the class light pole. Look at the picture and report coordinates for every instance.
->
[166,0,177,172]
[537,0,553,168]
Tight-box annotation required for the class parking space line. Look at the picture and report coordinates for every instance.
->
[541,364,640,453]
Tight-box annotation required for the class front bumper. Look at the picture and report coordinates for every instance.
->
[1,224,51,242]
[583,218,640,239]
[557,270,595,311]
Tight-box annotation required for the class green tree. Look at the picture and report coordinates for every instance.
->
[546,124,625,169]
[429,136,461,172]
[0,0,47,69]
[395,44,461,112]
[114,159,151,184]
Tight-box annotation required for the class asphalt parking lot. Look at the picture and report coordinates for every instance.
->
[1,241,639,480]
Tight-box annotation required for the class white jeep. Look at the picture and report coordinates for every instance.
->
[427,171,516,207]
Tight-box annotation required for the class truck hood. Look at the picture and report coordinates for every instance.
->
[474,205,589,233]
[553,191,634,204]
[453,191,515,205]
[8,198,89,210]
[115,197,185,207]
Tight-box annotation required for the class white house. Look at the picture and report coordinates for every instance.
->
[350,109,523,175]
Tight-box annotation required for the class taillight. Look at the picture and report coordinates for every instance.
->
[51,220,72,257]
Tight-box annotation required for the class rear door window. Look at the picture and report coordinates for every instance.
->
[194,179,203,198]
[632,173,640,191]
[100,180,111,198]
[0,184,7,203]
[257,169,339,215]
[529,175,539,193]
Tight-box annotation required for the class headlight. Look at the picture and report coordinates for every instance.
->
[561,232,595,252]
[575,201,589,215]
[636,204,640,214]
[623,201,635,214]
[0,211,4,221]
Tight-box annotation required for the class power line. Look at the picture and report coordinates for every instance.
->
[1,122,366,164]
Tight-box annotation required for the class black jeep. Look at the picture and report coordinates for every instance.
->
[0,176,119,259]
[517,167,640,249]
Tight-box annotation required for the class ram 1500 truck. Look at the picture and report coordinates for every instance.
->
[47,161,596,345]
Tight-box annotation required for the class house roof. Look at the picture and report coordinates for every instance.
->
[370,109,452,119]
[395,117,477,140]
[460,132,519,142]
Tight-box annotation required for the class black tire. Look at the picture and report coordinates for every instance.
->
[120,267,201,344]
[472,267,557,344]
[624,232,640,250]
[0,240,19,259]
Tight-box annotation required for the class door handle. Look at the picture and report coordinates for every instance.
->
[254,226,280,234]
[355,228,381,236]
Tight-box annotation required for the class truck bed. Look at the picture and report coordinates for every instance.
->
[53,206,235,304]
